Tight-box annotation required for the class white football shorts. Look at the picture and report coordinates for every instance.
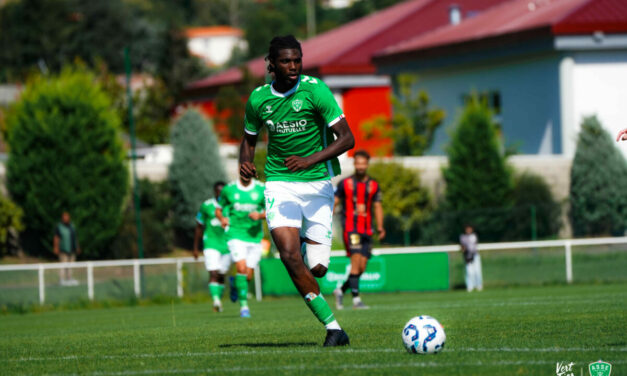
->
[264,180,334,246]
[227,239,262,269]
[203,249,232,274]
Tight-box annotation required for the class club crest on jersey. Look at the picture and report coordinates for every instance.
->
[292,99,303,112]
[265,105,273,114]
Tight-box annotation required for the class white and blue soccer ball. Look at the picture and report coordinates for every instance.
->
[401,315,446,354]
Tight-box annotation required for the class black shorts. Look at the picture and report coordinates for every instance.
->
[343,232,373,259]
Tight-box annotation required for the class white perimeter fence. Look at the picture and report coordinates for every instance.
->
[1,236,626,305]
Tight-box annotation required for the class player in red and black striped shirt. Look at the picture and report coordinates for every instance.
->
[333,150,385,309]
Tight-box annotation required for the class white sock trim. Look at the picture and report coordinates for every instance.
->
[325,320,341,330]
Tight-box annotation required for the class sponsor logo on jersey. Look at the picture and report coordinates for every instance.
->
[265,119,308,134]
[291,99,303,112]
[233,203,258,212]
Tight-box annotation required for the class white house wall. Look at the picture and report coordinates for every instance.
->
[570,51,627,159]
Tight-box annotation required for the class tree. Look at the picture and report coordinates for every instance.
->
[0,196,24,257]
[5,67,128,258]
[169,109,228,245]
[570,116,627,236]
[368,161,431,245]
[442,95,514,241]
[508,172,562,240]
[362,74,445,156]
[215,67,264,139]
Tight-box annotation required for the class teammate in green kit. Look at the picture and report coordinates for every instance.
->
[215,176,265,318]
[193,181,229,313]
[239,35,354,346]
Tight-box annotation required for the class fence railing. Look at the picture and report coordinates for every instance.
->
[1,236,626,305]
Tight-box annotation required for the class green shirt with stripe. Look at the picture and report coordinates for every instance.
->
[218,180,265,243]
[196,198,228,254]
[244,75,344,182]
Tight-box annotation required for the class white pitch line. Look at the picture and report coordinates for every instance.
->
[8,346,627,363]
[49,359,627,376]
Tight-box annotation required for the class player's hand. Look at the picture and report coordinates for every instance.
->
[284,155,313,172]
[617,128,627,142]
[220,217,229,228]
[377,227,386,241]
[240,162,258,179]
[248,212,262,221]
[193,249,199,260]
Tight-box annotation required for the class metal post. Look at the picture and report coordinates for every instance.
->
[124,47,144,260]
[133,261,141,298]
[176,260,183,298]
[254,264,262,301]
[565,241,573,284]
[306,0,316,38]
[87,262,94,301]
[38,264,45,305]
[530,205,537,241]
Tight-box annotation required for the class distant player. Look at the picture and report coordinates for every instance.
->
[215,175,265,318]
[333,150,385,310]
[239,35,354,346]
[617,128,627,142]
[193,181,229,313]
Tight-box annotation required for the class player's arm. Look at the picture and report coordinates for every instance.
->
[215,207,229,228]
[193,223,203,260]
[53,233,60,256]
[374,201,385,240]
[249,211,266,221]
[617,128,627,142]
[285,118,354,172]
[240,132,259,179]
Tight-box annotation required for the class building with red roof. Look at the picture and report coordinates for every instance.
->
[374,0,627,157]
[184,0,506,154]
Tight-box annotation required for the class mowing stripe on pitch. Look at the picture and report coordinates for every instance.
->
[8,346,627,362]
[46,359,627,376]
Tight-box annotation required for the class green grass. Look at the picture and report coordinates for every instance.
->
[2,283,626,376]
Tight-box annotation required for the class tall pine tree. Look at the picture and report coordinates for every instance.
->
[442,96,514,241]
[570,116,627,236]
[169,109,227,245]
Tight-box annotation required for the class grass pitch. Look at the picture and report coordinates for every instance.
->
[2,283,626,376]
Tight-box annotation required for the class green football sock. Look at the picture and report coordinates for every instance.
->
[209,283,222,302]
[305,293,335,325]
[235,274,248,308]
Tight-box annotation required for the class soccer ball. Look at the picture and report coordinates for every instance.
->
[401,315,446,354]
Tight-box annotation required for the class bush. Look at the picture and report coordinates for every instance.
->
[6,67,128,258]
[507,172,562,240]
[368,161,431,245]
[169,109,227,246]
[441,96,514,242]
[570,116,627,236]
[110,179,173,259]
[0,195,24,256]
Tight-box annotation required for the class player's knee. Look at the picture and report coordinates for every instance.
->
[303,242,331,271]
[310,264,328,278]
[279,249,302,269]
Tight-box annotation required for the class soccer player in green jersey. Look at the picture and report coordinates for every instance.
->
[193,181,230,313]
[239,35,354,346]
[215,175,265,318]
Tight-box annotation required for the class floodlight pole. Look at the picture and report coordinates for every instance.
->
[124,47,145,261]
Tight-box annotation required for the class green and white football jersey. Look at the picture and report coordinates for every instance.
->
[196,198,228,254]
[218,179,265,243]
[244,75,344,182]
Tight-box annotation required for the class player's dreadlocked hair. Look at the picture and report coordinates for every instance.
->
[265,35,302,73]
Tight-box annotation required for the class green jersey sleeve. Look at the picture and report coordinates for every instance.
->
[196,206,208,226]
[244,91,263,135]
[218,187,230,209]
[312,81,344,127]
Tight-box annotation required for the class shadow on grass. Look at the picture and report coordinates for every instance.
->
[219,342,317,348]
